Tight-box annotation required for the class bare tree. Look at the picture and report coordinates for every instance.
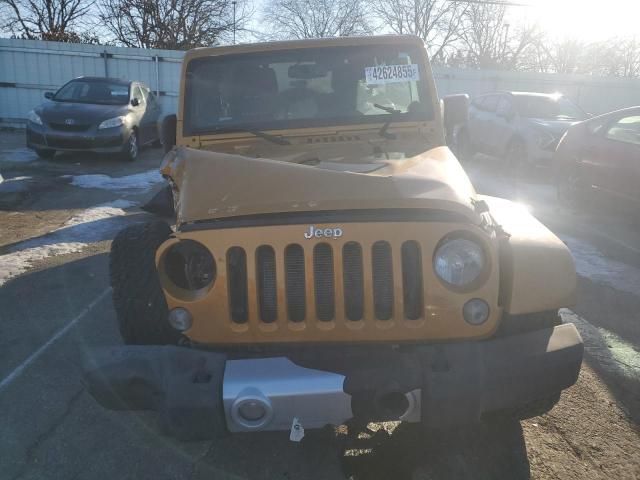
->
[98,0,250,49]
[585,38,640,78]
[458,3,541,70]
[371,0,467,62]
[0,0,94,41]
[262,0,371,40]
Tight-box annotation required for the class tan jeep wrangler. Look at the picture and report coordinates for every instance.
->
[84,35,584,440]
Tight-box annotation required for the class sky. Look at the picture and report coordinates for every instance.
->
[509,0,640,41]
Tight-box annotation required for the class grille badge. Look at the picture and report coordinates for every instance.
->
[304,225,343,240]
[64,118,75,125]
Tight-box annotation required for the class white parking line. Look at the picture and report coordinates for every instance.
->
[0,288,111,392]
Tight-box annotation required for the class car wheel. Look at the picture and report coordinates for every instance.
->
[557,162,587,209]
[122,130,139,161]
[35,148,56,159]
[109,221,180,345]
[505,138,528,180]
[456,128,474,163]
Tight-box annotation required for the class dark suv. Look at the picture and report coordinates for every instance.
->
[457,92,587,171]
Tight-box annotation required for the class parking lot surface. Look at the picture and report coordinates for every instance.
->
[0,130,638,479]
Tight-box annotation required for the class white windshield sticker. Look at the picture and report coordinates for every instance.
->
[365,64,420,85]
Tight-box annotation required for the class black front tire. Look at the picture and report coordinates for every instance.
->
[35,148,56,159]
[556,162,588,209]
[110,221,180,345]
[122,130,139,161]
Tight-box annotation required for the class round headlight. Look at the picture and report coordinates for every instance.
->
[433,237,485,287]
[164,240,216,291]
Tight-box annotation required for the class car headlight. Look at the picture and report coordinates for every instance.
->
[164,240,216,291]
[533,130,555,149]
[433,237,485,288]
[98,116,125,129]
[27,110,43,126]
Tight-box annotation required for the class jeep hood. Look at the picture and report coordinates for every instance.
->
[161,146,480,226]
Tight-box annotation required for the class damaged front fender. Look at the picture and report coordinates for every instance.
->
[482,195,577,315]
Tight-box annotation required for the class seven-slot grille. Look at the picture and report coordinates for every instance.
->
[226,241,424,324]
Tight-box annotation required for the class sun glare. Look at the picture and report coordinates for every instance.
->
[518,0,639,41]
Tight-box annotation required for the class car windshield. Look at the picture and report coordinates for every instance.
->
[184,45,433,135]
[514,95,586,120]
[53,80,130,105]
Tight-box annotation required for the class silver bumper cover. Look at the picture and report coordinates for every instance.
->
[223,357,352,432]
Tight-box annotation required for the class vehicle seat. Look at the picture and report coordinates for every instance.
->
[189,76,222,128]
[230,65,278,122]
[318,65,363,118]
[88,83,113,102]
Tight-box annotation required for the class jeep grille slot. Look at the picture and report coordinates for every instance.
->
[401,241,424,320]
[227,247,249,323]
[372,241,394,320]
[285,244,306,322]
[256,245,277,323]
[343,242,364,321]
[313,243,335,321]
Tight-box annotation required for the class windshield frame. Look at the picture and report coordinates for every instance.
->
[52,79,132,106]
[182,45,436,137]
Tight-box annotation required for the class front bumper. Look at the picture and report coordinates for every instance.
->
[26,123,126,153]
[83,323,583,440]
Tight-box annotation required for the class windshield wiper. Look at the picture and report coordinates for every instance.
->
[238,128,291,145]
[373,103,402,140]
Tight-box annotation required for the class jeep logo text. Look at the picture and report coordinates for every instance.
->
[304,225,343,239]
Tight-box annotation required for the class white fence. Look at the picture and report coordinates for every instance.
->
[1,38,640,127]
[0,39,184,127]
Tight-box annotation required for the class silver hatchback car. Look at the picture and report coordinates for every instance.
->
[457,92,587,172]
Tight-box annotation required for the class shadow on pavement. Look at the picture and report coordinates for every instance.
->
[341,421,530,480]
[1,210,151,254]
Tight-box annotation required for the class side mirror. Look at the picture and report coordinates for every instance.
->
[131,98,140,107]
[443,94,470,131]
[44,92,54,100]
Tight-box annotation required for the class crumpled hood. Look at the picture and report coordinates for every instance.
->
[162,146,480,225]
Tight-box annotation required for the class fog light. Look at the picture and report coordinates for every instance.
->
[238,400,267,422]
[463,299,490,325]
[167,307,192,331]
[231,392,274,429]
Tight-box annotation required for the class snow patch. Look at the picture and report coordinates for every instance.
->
[70,170,163,192]
[0,243,86,286]
[561,235,640,296]
[562,309,640,380]
[61,199,134,229]
[0,200,135,286]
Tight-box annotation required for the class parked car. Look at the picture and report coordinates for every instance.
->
[457,92,588,172]
[555,106,640,207]
[26,76,161,161]
[83,35,583,441]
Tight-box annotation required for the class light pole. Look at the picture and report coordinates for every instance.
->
[232,1,237,45]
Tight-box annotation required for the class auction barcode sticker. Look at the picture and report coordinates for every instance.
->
[365,64,420,85]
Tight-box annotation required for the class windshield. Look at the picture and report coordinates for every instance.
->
[53,80,130,105]
[184,45,433,135]
[514,95,586,120]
